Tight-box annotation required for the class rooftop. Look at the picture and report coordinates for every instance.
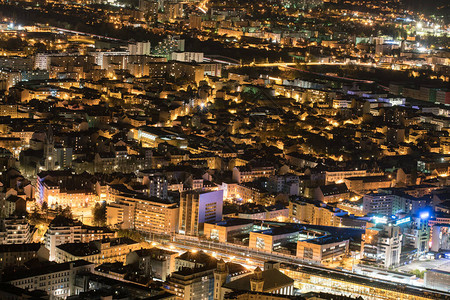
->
[223,268,294,292]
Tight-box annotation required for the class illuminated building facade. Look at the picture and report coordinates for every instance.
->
[361,224,402,268]
[178,190,223,236]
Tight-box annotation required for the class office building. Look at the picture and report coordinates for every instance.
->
[249,226,299,252]
[203,219,255,243]
[361,224,402,268]
[296,237,349,264]
[430,224,450,252]
[362,192,398,216]
[178,190,223,236]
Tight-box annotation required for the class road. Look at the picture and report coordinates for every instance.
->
[245,61,375,67]
[235,61,389,89]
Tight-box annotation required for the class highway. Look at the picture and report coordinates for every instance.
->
[230,60,390,90]
[36,23,125,42]
[246,61,375,67]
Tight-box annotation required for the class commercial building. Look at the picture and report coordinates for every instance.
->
[203,219,255,243]
[296,237,349,264]
[249,226,299,252]
[178,190,223,236]
[361,224,402,268]
[282,263,448,300]
[400,215,430,257]
[425,269,450,292]
[430,224,450,252]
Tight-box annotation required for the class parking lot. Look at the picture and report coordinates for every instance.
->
[397,258,450,273]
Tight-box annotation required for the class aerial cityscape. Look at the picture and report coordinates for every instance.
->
[0,0,448,299]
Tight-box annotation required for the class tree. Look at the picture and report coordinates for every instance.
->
[61,206,73,219]
[92,202,107,226]
[410,269,425,279]
[117,229,144,242]
[41,201,48,212]
[29,207,41,224]
[41,201,49,221]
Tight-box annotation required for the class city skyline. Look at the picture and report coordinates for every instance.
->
[0,0,448,299]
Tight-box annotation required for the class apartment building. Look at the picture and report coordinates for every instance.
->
[4,260,94,300]
[55,238,140,265]
[0,217,33,244]
[44,215,115,261]
[289,199,347,227]
[106,185,179,235]
[0,243,46,270]
[232,166,276,184]
[325,170,367,184]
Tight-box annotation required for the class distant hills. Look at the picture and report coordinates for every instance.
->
[402,0,449,17]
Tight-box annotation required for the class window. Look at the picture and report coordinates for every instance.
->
[211,229,219,241]
[256,237,265,250]
[303,247,313,259]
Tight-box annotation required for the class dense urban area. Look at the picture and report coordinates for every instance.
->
[0,0,449,299]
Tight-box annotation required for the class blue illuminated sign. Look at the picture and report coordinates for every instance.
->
[395,217,411,225]
[420,212,430,219]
